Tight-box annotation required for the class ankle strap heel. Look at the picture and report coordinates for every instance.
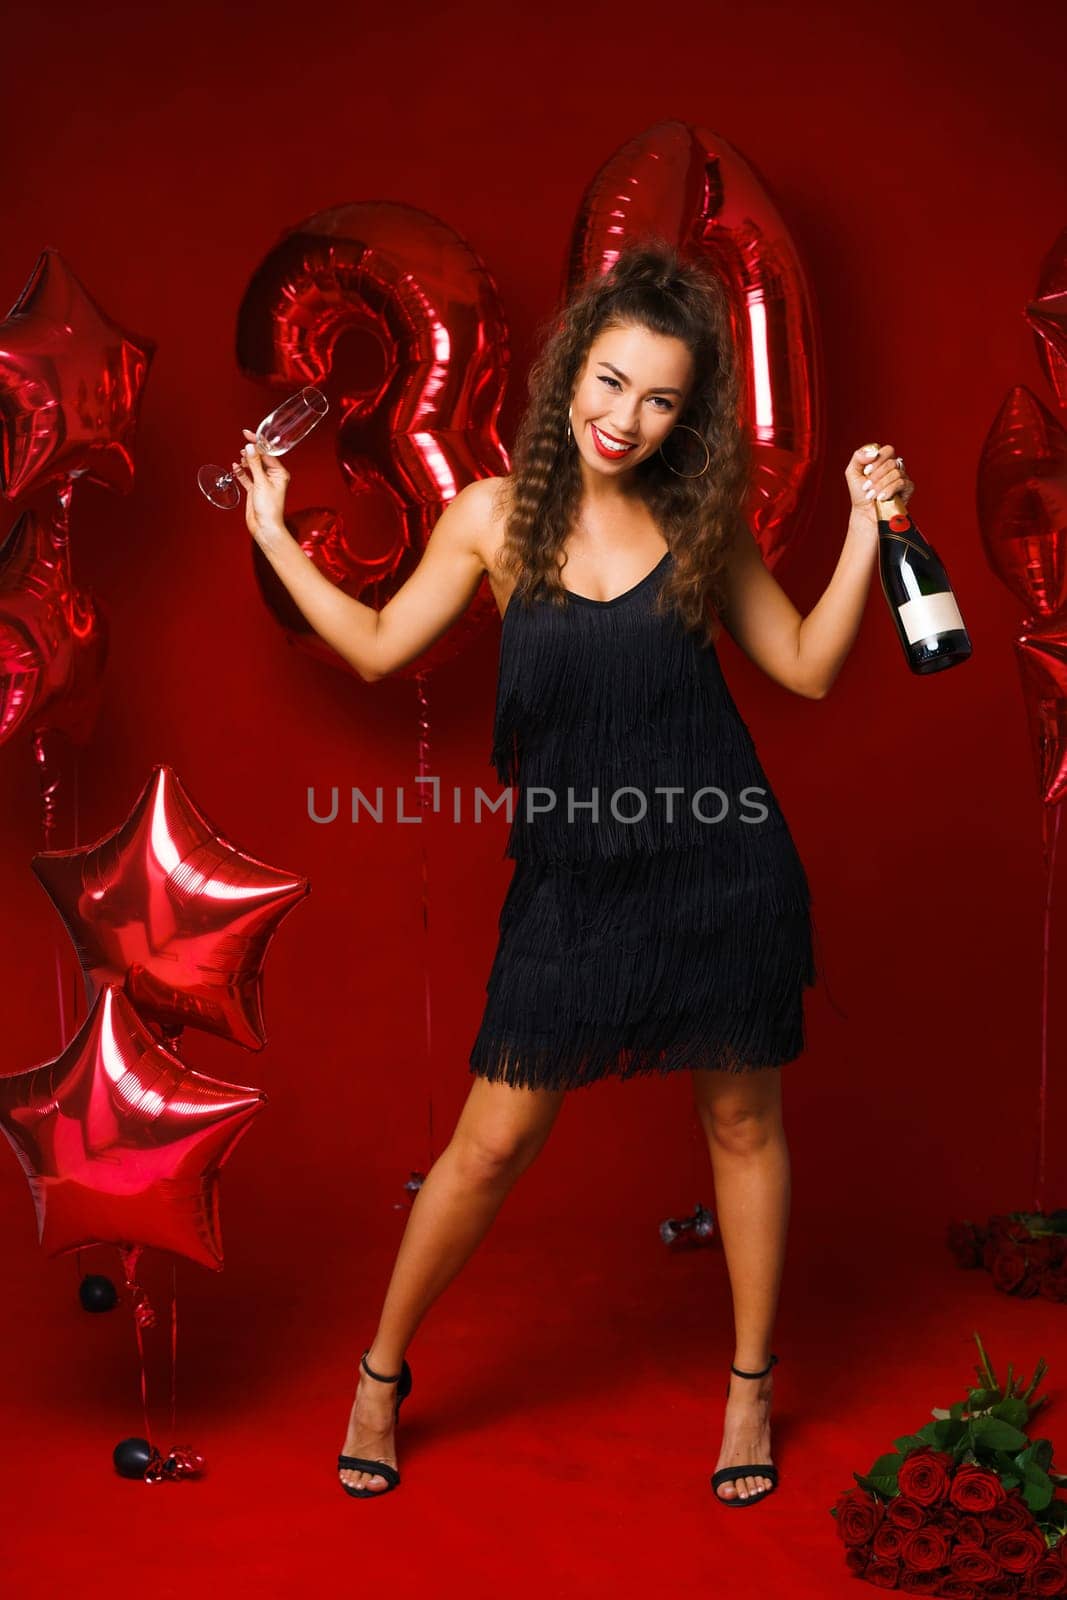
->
[730,1353,778,1380]
[338,1350,416,1499]
[361,1349,405,1385]
[711,1353,781,1508]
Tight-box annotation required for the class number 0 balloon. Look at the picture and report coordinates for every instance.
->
[566,120,824,568]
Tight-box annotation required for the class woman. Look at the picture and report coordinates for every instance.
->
[232,241,913,1506]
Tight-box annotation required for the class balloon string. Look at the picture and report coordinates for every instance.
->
[116,1244,157,1448]
[70,746,82,1037]
[415,672,435,1166]
[52,932,69,1051]
[1035,805,1061,1214]
[170,1260,178,1441]
[36,485,79,1053]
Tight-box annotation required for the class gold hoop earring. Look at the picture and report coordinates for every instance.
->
[657,423,710,478]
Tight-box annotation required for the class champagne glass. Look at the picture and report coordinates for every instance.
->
[197,386,329,509]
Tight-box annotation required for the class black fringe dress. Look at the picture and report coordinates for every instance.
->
[468,550,819,1092]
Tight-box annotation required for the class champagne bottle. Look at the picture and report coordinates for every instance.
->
[875,494,972,674]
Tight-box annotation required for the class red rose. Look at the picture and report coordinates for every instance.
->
[844,1547,869,1574]
[863,1558,901,1588]
[993,1243,1029,1291]
[873,1523,906,1559]
[949,1545,998,1582]
[834,1488,882,1546]
[1026,1237,1059,1268]
[985,1491,1034,1532]
[1016,1273,1041,1299]
[990,1527,1047,1573]
[949,1465,1007,1513]
[930,1507,962,1536]
[901,1526,951,1572]
[897,1571,941,1594]
[954,1514,987,1547]
[899,1448,954,1506]
[984,1582,1019,1598]
[1022,1553,1067,1595]
[1038,1266,1067,1302]
[934,1581,980,1598]
[888,1497,929,1530]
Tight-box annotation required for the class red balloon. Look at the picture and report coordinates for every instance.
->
[0,984,265,1269]
[0,491,108,751]
[566,120,824,568]
[236,202,510,676]
[1014,614,1067,807]
[0,249,156,501]
[32,764,309,1049]
[1024,224,1067,414]
[977,386,1067,618]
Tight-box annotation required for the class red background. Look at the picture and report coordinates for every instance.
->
[2,1,1065,1594]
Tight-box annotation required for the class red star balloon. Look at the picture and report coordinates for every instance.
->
[1026,286,1067,409]
[1024,224,1067,413]
[32,764,310,1049]
[0,248,156,500]
[0,492,108,751]
[0,984,266,1269]
[977,386,1067,618]
[1015,615,1067,807]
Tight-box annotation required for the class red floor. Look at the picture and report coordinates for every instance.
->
[4,1198,1064,1598]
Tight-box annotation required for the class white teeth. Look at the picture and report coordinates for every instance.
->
[591,423,634,454]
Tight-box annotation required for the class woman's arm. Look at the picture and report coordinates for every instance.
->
[717,442,914,699]
[234,434,500,682]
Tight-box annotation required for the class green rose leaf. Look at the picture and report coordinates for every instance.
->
[971,1417,1028,1451]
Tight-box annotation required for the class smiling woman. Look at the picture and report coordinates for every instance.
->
[491,247,749,638]
[230,236,906,1507]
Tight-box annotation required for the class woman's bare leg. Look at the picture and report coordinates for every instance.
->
[691,1064,789,1503]
[339,1071,567,1491]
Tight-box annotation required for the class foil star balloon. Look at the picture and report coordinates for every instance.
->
[1014,615,1067,807]
[0,490,108,751]
[1024,224,1067,413]
[0,984,266,1268]
[977,386,1067,618]
[32,764,310,1049]
[0,247,156,500]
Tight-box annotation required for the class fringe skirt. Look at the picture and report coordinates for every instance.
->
[468,833,818,1093]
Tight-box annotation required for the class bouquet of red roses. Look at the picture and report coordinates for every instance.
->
[831,1336,1067,1595]
[947,1211,1067,1301]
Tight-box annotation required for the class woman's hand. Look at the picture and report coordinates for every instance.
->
[845,442,915,517]
[231,428,291,545]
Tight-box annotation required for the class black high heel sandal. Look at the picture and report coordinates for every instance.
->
[337,1348,414,1498]
[710,1353,779,1507]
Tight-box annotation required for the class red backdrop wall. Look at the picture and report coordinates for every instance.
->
[2,0,1065,1319]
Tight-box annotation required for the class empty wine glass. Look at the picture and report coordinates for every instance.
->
[197,386,329,509]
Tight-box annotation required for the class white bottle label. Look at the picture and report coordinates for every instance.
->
[897,590,965,645]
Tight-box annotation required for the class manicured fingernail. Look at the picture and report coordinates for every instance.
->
[245,443,256,456]
[864,446,878,457]
[864,486,875,498]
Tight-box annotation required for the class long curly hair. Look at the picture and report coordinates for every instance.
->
[493,237,750,645]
